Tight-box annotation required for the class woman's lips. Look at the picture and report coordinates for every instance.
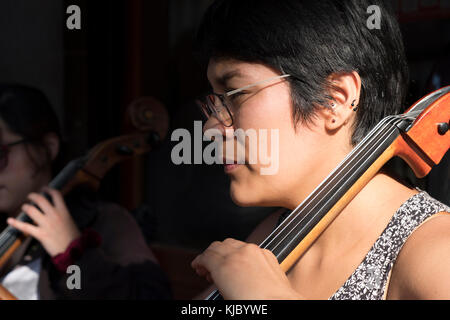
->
[224,163,241,173]
[223,159,244,173]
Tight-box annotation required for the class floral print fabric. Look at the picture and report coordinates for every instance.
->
[329,191,450,300]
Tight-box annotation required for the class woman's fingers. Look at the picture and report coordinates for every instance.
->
[41,188,67,214]
[191,238,248,281]
[191,239,293,299]
[21,203,46,226]
[7,189,82,258]
[262,248,280,268]
[27,192,55,216]
[7,218,42,241]
[192,244,223,273]
[222,237,246,249]
[192,239,242,267]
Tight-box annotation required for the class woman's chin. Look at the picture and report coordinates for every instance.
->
[229,184,251,207]
[230,182,284,208]
[229,184,266,207]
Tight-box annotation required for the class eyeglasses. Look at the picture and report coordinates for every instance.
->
[0,139,27,171]
[196,74,291,127]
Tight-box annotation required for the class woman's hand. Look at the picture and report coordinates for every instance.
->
[7,188,81,257]
[191,238,302,300]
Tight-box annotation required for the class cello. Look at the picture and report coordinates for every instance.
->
[0,97,169,300]
[206,86,450,300]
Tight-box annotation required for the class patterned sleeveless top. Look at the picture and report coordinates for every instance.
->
[278,190,450,300]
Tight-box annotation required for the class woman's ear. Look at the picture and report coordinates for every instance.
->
[43,132,60,162]
[320,71,362,132]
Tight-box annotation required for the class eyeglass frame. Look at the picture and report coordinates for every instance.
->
[197,74,291,127]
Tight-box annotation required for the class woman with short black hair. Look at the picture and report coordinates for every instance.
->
[192,0,450,299]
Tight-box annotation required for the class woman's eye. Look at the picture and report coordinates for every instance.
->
[228,92,245,101]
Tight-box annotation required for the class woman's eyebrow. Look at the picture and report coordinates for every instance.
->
[215,69,243,87]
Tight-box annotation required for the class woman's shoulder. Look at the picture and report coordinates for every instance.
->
[388,194,450,299]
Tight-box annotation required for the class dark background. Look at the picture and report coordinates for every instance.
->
[0,0,449,298]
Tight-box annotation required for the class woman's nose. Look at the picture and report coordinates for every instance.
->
[202,116,236,141]
[203,115,225,135]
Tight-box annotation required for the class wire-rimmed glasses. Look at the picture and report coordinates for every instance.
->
[196,74,291,127]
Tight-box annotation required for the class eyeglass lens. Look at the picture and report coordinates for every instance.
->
[199,95,233,126]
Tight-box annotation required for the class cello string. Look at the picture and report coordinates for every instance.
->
[266,117,403,255]
[259,116,397,249]
[0,226,19,254]
[0,211,33,252]
[266,116,402,252]
[206,116,403,301]
[261,116,401,251]
[0,212,27,249]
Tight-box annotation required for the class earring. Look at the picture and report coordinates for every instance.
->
[351,100,358,112]
[330,103,337,115]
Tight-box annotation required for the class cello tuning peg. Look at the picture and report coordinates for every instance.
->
[437,122,449,135]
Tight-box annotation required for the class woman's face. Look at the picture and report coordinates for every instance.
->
[204,59,353,209]
[0,118,52,216]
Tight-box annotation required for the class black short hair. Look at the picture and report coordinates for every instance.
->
[195,0,409,145]
[0,84,64,173]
